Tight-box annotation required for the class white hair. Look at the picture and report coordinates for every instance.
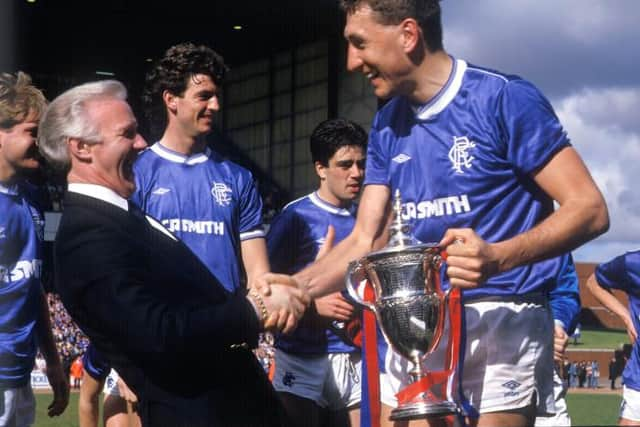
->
[38,80,127,173]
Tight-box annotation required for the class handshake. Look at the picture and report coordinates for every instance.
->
[246,273,311,334]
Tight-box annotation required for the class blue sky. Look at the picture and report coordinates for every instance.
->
[441,1,640,263]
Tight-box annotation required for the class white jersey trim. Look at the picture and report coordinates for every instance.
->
[309,192,354,216]
[240,229,266,240]
[150,143,211,165]
[413,58,467,121]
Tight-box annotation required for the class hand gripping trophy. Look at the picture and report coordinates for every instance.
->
[346,190,462,421]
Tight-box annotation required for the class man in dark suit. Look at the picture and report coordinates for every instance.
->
[38,79,310,426]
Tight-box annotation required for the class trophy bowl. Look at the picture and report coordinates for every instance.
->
[346,243,459,420]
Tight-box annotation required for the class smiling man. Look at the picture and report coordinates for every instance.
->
[293,1,610,426]
[37,79,309,426]
[0,71,69,425]
[134,42,269,294]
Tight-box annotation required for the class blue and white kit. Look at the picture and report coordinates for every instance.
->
[0,182,44,388]
[132,142,265,292]
[365,58,569,415]
[268,191,358,355]
[268,192,362,409]
[365,58,570,300]
[595,250,640,392]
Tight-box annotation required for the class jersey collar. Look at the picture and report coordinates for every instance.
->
[412,57,467,121]
[0,181,19,196]
[309,192,356,216]
[151,142,212,165]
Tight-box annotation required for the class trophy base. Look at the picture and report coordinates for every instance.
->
[390,399,458,421]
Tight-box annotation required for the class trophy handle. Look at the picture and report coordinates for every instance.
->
[345,259,376,312]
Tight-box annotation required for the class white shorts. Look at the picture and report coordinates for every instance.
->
[534,366,570,426]
[273,350,361,410]
[0,384,35,427]
[383,298,555,416]
[103,369,121,397]
[620,386,640,422]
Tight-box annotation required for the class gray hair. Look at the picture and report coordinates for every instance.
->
[38,80,127,173]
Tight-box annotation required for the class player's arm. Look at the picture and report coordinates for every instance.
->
[586,273,637,343]
[241,237,270,287]
[442,147,609,288]
[36,286,70,417]
[295,184,392,298]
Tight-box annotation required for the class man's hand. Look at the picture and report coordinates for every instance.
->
[315,292,354,322]
[439,228,500,288]
[553,325,569,363]
[253,280,311,334]
[251,272,301,297]
[45,362,69,417]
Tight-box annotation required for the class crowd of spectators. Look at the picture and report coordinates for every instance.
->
[45,293,89,375]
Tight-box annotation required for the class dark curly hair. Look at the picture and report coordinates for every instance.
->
[142,42,228,140]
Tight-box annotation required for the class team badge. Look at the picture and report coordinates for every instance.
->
[448,136,476,174]
[210,182,232,207]
[0,226,5,239]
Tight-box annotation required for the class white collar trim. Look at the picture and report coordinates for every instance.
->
[309,192,354,216]
[412,58,467,121]
[151,143,211,165]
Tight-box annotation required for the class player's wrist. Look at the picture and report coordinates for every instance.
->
[247,290,269,327]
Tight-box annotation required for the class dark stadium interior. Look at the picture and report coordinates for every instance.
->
[4,0,343,87]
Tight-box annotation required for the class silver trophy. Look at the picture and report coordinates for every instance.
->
[346,190,460,421]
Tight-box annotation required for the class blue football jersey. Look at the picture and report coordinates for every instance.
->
[595,250,640,391]
[0,182,44,387]
[267,192,359,354]
[364,58,570,300]
[132,143,265,292]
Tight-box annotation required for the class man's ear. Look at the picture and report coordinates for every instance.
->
[400,18,421,53]
[163,90,178,114]
[67,137,93,161]
[315,161,327,180]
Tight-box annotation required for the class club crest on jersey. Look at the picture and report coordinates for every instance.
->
[0,226,5,239]
[210,182,232,206]
[448,136,476,174]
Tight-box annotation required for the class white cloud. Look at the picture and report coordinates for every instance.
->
[556,87,640,261]
[440,2,640,263]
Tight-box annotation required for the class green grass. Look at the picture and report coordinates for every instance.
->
[566,392,622,426]
[35,390,622,427]
[35,391,80,427]
[568,328,631,349]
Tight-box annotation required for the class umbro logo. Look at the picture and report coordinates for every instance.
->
[502,380,520,390]
[152,187,171,196]
[392,153,411,164]
[282,371,296,387]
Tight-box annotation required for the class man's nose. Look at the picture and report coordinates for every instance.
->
[207,96,220,112]
[134,134,148,150]
[346,45,363,72]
